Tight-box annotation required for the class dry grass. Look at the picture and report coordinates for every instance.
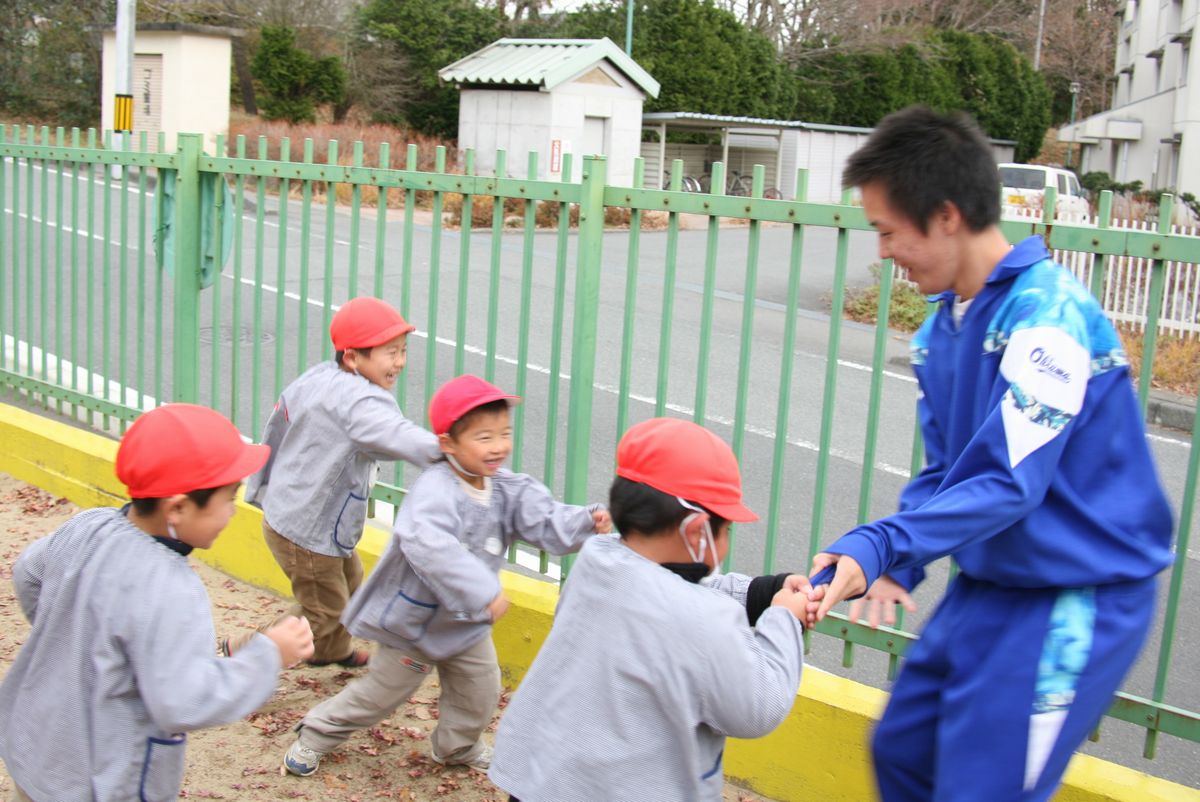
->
[1118,324,1200,396]
[223,115,654,230]
[227,114,456,172]
[442,196,641,231]
[442,194,528,228]
[227,115,457,210]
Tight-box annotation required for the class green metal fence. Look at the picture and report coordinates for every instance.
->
[1,124,1198,763]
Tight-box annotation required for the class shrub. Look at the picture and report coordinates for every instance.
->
[534,201,580,229]
[1118,324,1200,397]
[252,26,346,124]
[1080,171,1144,196]
[443,195,526,228]
[843,264,932,333]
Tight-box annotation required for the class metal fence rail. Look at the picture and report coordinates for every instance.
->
[1009,206,1199,338]
[1,124,1198,762]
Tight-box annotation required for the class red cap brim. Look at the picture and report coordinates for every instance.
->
[207,442,271,490]
[356,320,417,349]
[702,498,758,523]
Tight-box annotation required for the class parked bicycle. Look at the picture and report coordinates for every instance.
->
[662,175,703,192]
[698,170,783,199]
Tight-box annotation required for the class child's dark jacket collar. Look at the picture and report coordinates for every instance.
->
[119,503,194,557]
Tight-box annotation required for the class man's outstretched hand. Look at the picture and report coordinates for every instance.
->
[808,553,868,625]
[848,574,917,628]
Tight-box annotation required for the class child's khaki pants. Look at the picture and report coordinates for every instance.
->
[296,637,500,765]
[262,519,363,663]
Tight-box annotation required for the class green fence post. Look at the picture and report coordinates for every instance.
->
[562,155,607,565]
[172,133,204,402]
[1137,194,1172,414]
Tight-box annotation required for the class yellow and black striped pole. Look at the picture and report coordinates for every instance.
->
[114,93,134,132]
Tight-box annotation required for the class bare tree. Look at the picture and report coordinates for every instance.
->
[717,0,1050,61]
[483,0,549,21]
[1038,0,1122,119]
[336,31,413,123]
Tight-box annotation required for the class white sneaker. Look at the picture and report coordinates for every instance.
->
[433,744,492,771]
[283,740,326,777]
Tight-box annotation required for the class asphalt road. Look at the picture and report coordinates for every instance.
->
[4,161,1199,786]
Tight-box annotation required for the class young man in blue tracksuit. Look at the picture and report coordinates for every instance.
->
[809,106,1174,802]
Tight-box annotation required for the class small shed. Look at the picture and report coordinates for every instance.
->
[439,38,659,187]
[101,23,239,154]
[641,112,1017,202]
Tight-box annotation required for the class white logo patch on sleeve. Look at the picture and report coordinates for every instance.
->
[998,326,1089,469]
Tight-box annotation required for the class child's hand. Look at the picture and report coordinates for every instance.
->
[265,615,315,668]
[781,573,813,596]
[488,592,511,623]
[769,584,810,625]
[804,585,827,629]
[591,509,613,533]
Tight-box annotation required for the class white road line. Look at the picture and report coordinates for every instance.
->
[6,328,1196,567]
[21,161,352,244]
[227,278,927,479]
[4,208,117,245]
[6,171,1192,456]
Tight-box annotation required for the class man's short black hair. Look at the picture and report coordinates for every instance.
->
[334,347,372,367]
[130,486,222,516]
[447,399,510,439]
[842,105,1001,233]
[608,476,729,538]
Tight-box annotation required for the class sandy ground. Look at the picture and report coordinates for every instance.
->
[0,474,770,802]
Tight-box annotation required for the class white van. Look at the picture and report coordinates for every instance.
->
[998,163,1090,219]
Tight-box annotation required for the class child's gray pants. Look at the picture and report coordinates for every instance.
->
[297,637,500,765]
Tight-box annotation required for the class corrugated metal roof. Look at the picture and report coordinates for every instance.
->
[439,37,660,98]
[641,111,1017,145]
[641,111,871,133]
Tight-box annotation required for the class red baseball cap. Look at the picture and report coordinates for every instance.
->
[116,404,270,498]
[616,418,757,522]
[329,297,416,351]
[428,375,520,436]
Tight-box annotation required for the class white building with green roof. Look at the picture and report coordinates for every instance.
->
[439,37,660,187]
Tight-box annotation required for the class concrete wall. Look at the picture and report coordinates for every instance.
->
[456,62,645,187]
[2,401,1198,802]
[102,30,231,154]
[1065,0,1200,194]
[458,89,553,180]
[550,64,645,186]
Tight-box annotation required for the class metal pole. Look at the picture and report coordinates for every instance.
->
[561,154,607,574]
[172,134,203,403]
[1066,81,1081,169]
[1034,0,1047,69]
[625,0,634,56]
[114,0,136,162]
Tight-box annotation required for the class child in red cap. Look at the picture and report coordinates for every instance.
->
[281,374,612,777]
[0,405,314,802]
[241,296,442,667]
[489,417,811,802]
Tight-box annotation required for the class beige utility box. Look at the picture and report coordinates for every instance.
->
[101,23,238,154]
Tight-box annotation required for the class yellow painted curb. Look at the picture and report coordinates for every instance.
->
[2,402,1196,802]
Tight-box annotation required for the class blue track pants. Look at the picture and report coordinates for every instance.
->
[872,574,1156,802]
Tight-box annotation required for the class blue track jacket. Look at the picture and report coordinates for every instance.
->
[825,236,1173,591]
